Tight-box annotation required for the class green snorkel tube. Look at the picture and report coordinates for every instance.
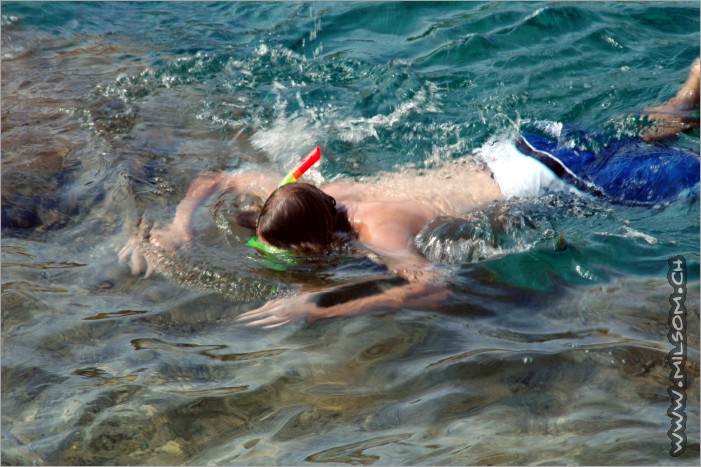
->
[246,146,322,259]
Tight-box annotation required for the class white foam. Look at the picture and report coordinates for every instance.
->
[250,82,442,165]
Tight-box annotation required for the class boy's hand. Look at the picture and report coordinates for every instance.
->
[118,220,192,277]
[118,220,157,277]
[148,221,192,255]
[236,293,319,329]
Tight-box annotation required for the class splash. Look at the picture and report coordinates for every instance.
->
[249,82,443,168]
[133,221,290,301]
[414,194,621,266]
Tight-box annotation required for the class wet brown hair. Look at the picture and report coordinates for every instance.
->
[256,183,353,253]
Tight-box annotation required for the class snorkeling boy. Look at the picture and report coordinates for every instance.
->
[120,59,700,327]
[119,152,500,326]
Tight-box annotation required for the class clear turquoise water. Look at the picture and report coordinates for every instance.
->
[1,2,699,465]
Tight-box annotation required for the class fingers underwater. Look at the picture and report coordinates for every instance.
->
[132,252,146,276]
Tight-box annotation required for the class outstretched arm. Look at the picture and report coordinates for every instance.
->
[237,201,450,328]
[170,171,279,238]
[236,271,449,329]
[119,171,279,276]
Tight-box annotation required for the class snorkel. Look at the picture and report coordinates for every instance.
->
[246,147,322,257]
[277,146,321,187]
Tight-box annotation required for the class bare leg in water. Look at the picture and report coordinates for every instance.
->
[642,58,700,141]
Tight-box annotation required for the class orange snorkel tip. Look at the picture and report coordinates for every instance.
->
[279,146,321,186]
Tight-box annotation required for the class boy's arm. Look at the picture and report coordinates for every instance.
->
[236,275,448,328]
[168,171,278,242]
[119,171,278,276]
[237,214,449,328]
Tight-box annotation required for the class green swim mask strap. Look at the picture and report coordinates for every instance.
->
[247,146,323,257]
[246,235,290,255]
[246,236,300,271]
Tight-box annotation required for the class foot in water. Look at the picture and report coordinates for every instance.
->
[642,58,700,140]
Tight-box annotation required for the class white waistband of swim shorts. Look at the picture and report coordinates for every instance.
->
[475,138,575,199]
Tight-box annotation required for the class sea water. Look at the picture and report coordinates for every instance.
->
[1,2,699,465]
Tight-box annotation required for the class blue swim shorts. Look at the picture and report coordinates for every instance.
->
[516,126,700,205]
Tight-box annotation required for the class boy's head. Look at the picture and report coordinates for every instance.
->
[256,183,350,253]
